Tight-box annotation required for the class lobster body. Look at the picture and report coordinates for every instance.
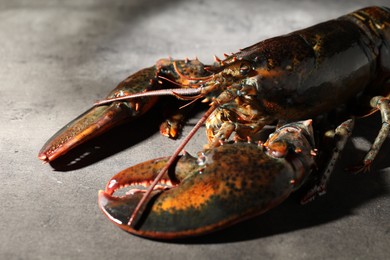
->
[249,11,390,118]
[204,6,390,143]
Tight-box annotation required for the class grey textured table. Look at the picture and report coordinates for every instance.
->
[1,0,389,259]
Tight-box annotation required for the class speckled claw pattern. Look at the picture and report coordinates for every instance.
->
[98,121,317,239]
[38,59,210,162]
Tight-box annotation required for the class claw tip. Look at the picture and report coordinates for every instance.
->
[38,152,50,163]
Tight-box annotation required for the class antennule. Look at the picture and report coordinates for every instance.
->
[95,88,203,106]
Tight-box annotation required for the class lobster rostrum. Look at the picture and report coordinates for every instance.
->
[39,6,390,238]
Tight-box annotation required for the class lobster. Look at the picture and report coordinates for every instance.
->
[39,6,390,239]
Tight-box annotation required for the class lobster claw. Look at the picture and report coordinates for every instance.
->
[38,59,210,162]
[38,66,159,162]
[98,120,316,239]
[98,142,301,239]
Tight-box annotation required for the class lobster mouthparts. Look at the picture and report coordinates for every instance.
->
[98,143,298,239]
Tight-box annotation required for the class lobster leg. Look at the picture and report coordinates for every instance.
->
[348,96,390,173]
[358,96,390,172]
[301,118,354,203]
[38,59,210,162]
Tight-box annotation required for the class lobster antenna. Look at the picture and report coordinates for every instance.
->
[127,102,219,227]
[157,75,191,88]
[178,96,201,109]
[94,87,203,106]
[156,76,206,101]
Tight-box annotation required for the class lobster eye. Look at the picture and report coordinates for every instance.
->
[239,63,251,76]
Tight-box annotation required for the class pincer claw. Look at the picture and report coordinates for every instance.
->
[38,66,159,162]
[98,120,317,239]
[99,146,290,239]
[38,59,210,163]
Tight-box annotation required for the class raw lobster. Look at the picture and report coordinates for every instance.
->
[39,6,390,238]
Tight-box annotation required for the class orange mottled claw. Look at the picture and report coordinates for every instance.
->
[38,102,147,162]
[38,66,159,162]
[98,143,298,239]
[39,59,210,162]
[98,121,317,239]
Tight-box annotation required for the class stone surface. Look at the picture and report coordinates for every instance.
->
[1,0,389,259]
